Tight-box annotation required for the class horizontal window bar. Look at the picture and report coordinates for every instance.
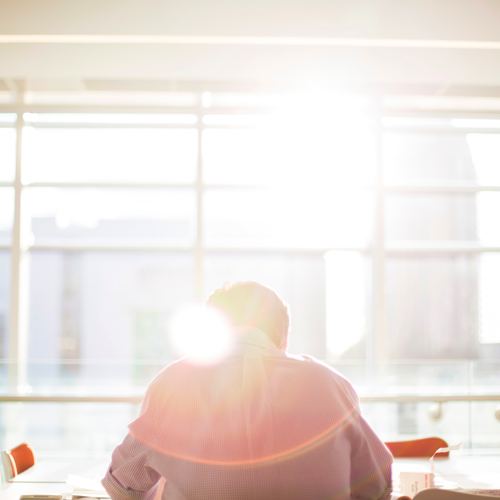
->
[0,105,276,115]
[384,184,500,193]
[27,244,365,254]
[29,242,196,252]
[21,182,372,190]
[24,122,198,129]
[10,182,500,192]
[23,182,197,189]
[0,394,498,403]
[386,242,500,253]
[23,113,198,125]
[7,243,500,254]
[382,109,500,120]
[7,357,498,365]
[3,105,500,119]
[384,124,500,134]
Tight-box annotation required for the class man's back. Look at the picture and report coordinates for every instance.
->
[104,328,392,500]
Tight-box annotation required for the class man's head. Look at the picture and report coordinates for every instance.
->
[206,281,289,349]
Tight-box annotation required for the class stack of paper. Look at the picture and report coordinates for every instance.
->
[66,474,110,500]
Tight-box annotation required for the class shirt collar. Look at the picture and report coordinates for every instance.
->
[232,325,285,357]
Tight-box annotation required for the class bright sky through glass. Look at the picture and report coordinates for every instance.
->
[468,133,500,343]
[0,188,14,233]
[0,127,16,181]
[325,251,365,358]
[25,188,196,244]
[14,106,500,351]
[22,126,198,183]
[204,188,373,249]
[468,134,500,184]
[0,113,16,123]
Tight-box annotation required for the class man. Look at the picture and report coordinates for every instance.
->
[103,281,392,500]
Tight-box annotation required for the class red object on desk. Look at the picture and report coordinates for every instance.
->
[385,437,449,458]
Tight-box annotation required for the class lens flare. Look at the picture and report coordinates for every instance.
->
[169,305,233,363]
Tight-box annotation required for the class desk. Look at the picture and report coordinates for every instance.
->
[9,459,109,484]
[392,453,500,498]
[2,453,500,499]
[0,483,72,500]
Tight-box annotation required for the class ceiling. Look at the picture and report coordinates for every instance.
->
[1,0,500,89]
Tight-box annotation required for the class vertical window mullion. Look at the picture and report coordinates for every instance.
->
[9,107,29,391]
[372,100,387,378]
[195,98,204,300]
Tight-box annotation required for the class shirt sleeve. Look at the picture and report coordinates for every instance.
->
[102,432,161,500]
[343,383,393,500]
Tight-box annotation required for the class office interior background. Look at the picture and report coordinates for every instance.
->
[0,0,500,456]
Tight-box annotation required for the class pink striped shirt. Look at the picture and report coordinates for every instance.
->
[102,327,392,500]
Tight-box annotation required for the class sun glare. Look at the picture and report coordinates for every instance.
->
[169,305,233,363]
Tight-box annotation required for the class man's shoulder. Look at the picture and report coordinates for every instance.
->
[284,352,349,380]
[146,358,191,392]
[281,353,357,397]
[146,354,358,407]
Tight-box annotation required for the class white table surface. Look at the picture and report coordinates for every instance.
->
[0,483,75,500]
[393,453,500,491]
[2,453,500,500]
[9,459,110,484]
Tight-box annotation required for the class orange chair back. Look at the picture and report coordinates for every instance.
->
[385,437,449,458]
[9,443,36,475]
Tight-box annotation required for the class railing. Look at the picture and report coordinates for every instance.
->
[0,394,498,403]
[0,359,498,452]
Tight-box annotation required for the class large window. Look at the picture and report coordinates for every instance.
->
[1,92,500,452]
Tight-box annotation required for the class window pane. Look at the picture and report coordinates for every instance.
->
[467,134,500,185]
[0,188,14,244]
[386,192,500,242]
[0,251,10,360]
[332,361,470,397]
[384,132,476,182]
[26,188,196,246]
[477,192,500,244]
[204,188,372,248]
[325,251,369,360]
[203,128,283,185]
[385,194,477,241]
[472,361,500,391]
[0,401,137,453]
[0,128,16,181]
[23,127,198,183]
[386,256,478,359]
[203,125,375,186]
[204,253,326,358]
[471,401,500,448]
[375,361,469,395]
[478,253,500,344]
[29,251,195,368]
[362,401,468,445]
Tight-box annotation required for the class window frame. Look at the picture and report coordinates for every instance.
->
[1,96,500,390]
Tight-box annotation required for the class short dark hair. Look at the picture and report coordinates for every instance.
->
[206,281,289,349]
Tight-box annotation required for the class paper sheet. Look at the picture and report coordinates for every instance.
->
[66,474,109,499]
[430,443,462,474]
